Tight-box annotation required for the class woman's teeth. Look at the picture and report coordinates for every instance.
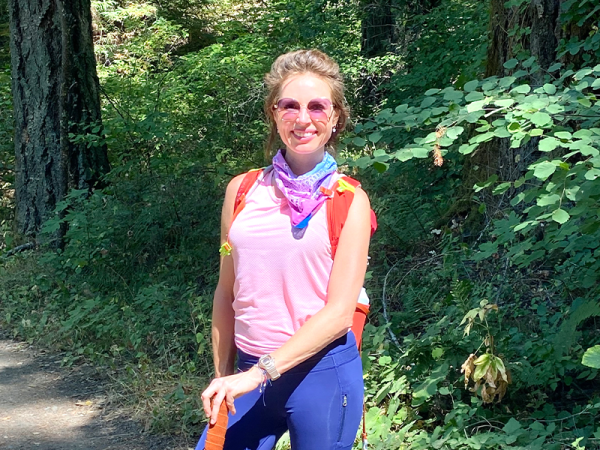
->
[294,131,315,137]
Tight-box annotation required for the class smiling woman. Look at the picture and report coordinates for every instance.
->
[195,49,374,450]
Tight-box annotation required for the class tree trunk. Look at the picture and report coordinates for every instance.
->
[8,0,109,239]
[478,0,560,186]
[361,0,395,57]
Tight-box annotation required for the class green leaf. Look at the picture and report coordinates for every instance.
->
[575,68,593,79]
[474,174,498,192]
[495,98,515,108]
[465,91,484,102]
[585,168,600,180]
[471,132,495,143]
[353,137,366,147]
[530,128,543,137]
[592,78,600,89]
[503,418,522,434]
[580,145,599,156]
[368,131,383,144]
[373,161,389,173]
[546,104,564,114]
[543,84,557,95]
[493,182,511,195]
[464,80,479,92]
[537,194,560,206]
[522,56,535,68]
[432,347,444,359]
[459,143,478,155]
[444,89,464,102]
[494,127,511,138]
[467,100,487,113]
[446,126,464,140]
[508,122,521,132]
[530,112,552,127]
[552,209,570,224]
[539,137,560,151]
[547,63,562,72]
[421,97,436,108]
[425,88,440,96]
[498,76,516,88]
[511,84,531,94]
[411,148,430,158]
[394,149,413,162]
[554,131,572,140]
[565,186,580,201]
[582,345,600,369]
[533,161,557,180]
[503,59,518,69]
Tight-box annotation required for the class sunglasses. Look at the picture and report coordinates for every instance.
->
[274,98,334,122]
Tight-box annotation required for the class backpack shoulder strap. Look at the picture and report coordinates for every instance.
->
[219,168,264,256]
[234,168,264,211]
[327,175,377,260]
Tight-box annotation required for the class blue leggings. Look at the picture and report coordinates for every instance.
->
[195,332,363,450]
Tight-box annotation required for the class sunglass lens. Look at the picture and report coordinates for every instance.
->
[278,98,300,111]
[308,99,331,120]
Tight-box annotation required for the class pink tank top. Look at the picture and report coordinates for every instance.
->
[228,169,338,356]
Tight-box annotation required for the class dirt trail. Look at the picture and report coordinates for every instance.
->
[0,335,194,450]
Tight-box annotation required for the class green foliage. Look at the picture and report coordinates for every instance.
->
[582,345,600,369]
[383,0,489,105]
[1,0,600,447]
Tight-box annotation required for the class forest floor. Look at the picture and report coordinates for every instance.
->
[0,332,195,450]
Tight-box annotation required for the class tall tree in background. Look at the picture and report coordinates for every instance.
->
[477,0,561,184]
[8,0,109,239]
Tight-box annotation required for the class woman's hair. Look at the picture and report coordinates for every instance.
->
[264,49,350,158]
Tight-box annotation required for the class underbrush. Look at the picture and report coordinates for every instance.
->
[358,234,600,449]
[0,167,224,436]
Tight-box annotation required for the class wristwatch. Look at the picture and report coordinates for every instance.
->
[257,354,280,381]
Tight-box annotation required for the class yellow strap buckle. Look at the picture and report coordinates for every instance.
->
[219,241,233,256]
[337,178,356,193]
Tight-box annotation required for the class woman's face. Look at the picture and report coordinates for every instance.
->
[274,73,339,157]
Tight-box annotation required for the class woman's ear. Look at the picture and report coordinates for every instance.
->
[332,111,341,130]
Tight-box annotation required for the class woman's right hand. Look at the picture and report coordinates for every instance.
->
[201,365,265,425]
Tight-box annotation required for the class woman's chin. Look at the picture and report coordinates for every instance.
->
[285,139,327,155]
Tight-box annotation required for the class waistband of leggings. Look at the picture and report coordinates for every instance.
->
[237,331,358,372]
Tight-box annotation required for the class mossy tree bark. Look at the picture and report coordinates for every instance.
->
[8,0,109,239]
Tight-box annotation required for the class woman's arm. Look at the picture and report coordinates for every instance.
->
[269,187,371,373]
[211,174,245,377]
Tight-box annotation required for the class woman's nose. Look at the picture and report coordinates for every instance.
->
[296,106,311,123]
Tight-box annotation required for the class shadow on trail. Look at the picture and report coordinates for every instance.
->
[0,338,189,450]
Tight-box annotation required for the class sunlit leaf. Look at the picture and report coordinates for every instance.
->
[552,208,570,224]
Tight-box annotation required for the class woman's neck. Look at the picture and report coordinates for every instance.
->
[282,148,325,176]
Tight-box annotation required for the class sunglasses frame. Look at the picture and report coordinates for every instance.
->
[273,97,336,123]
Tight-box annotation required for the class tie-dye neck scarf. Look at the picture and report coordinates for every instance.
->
[272,149,337,229]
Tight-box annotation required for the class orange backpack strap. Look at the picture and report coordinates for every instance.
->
[327,176,377,260]
[219,168,264,256]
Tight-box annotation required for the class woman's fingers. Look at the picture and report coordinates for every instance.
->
[225,392,236,415]
[210,390,227,425]
[201,380,220,417]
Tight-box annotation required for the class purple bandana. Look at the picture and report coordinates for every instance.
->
[272,149,338,228]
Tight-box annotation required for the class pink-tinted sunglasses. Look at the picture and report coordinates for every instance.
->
[273,98,334,122]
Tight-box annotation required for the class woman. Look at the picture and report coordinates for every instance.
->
[196,49,372,450]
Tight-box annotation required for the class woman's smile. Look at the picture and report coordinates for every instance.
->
[291,129,317,141]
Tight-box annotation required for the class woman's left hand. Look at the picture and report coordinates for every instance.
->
[201,365,265,425]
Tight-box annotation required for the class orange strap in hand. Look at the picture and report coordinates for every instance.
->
[205,401,228,450]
